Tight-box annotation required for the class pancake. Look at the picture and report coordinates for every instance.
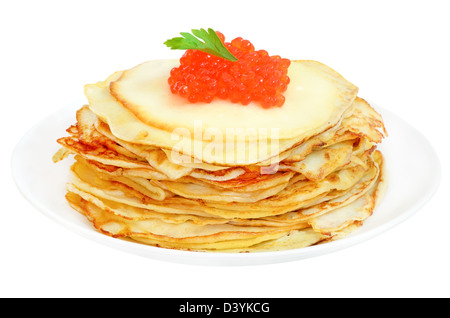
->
[54,55,387,253]
[64,150,384,252]
[108,60,358,139]
[65,145,379,219]
[85,60,358,166]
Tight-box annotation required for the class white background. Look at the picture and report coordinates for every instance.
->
[2,0,449,298]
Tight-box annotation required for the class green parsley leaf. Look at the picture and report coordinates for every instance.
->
[164,28,238,62]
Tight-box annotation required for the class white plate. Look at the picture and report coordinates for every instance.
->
[11,104,441,266]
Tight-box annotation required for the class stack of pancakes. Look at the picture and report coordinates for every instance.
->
[53,59,387,252]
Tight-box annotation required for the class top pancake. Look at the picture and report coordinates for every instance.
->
[109,59,358,140]
[84,59,359,165]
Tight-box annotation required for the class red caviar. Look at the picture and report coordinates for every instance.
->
[168,31,291,108]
